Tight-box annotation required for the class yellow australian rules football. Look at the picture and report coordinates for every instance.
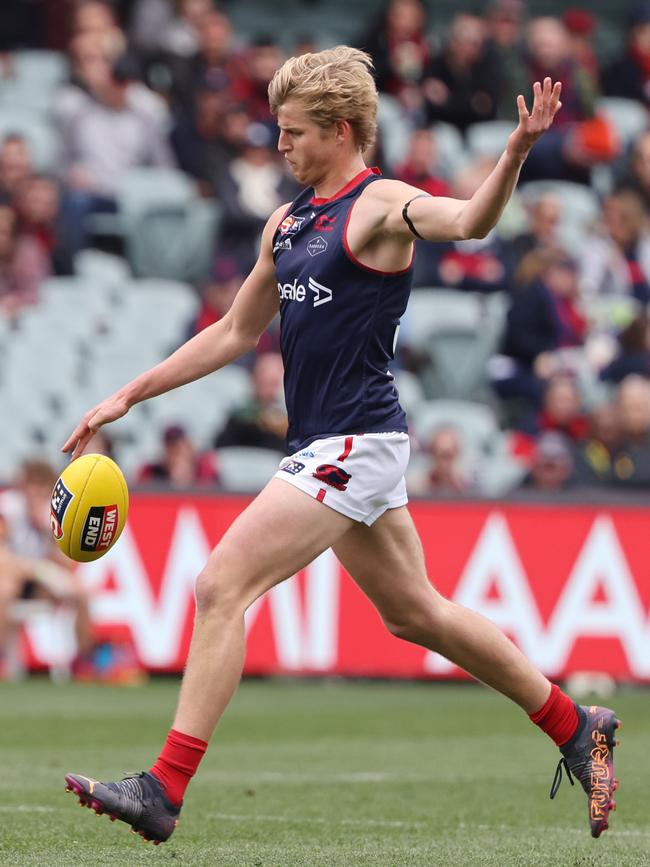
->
[50,454,129,562]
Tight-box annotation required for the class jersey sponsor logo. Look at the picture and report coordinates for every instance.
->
[308,276,332,307]
[297,450,315,458]
[312,464,351,491]
[80,504,119,552]
[279,214,305,235]
[307,236,328,257]
[273,237,292,253]
[280,459,305,476]
[314,214,337,232]
[50,479,73,540]
[277,276,333,307]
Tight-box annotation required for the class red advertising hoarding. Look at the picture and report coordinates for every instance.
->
[23,495,650,680]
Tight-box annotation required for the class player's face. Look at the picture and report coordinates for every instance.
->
[277,101,337,186]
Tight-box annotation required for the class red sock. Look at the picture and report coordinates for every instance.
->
[529,683,579,747]
[149,729,208,806]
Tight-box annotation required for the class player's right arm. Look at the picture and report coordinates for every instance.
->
[63,204,288,459]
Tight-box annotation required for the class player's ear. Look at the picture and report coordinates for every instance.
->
[334,119,351,143]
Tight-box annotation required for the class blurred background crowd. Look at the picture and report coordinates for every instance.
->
[3,0,650,505]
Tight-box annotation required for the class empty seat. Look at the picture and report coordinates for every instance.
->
[412,399,500,458]
[466,121,514,159]
[215,447,284,492]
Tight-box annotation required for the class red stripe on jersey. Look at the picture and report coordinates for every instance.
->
[338,436,354,462]
[316,488,326,502]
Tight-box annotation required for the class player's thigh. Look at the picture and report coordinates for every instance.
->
[199,477,354,610]
[332,505,441,627]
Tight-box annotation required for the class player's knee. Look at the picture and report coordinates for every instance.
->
[194,548,248,616]
[383,596,446,644]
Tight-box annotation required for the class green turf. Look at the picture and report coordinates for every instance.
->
[0,679,647,866]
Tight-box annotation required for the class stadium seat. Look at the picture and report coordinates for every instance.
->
[114,279,199,352]
[393,369,425,418]
[403,290,506,399]
[214,446,284,492]
[466,121,514,159]
[125,200,221,283]
[431,122,468,179]
[412,399,500,459]
[377,94,413,170]
[597,97,649,148]
[74,250,132,292]
[11,50,69,89]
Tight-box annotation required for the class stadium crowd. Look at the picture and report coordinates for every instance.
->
[3,0,650,499]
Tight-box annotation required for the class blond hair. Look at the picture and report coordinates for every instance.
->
[268,46,378,152]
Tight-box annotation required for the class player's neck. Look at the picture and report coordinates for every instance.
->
[311,157,368,200]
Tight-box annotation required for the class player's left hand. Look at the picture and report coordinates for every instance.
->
[508,77,562,161]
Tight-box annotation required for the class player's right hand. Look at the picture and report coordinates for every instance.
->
[62,395,130,460]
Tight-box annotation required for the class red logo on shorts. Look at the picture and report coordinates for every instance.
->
[313,464,351,491]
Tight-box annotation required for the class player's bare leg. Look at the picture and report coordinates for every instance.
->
[65,480,354,842]
[333,505,549,710]
[333,505,620,837]
[172,479,353,739]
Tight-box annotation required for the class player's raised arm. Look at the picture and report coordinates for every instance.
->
[387,78,562,243]
[62,204,287,459]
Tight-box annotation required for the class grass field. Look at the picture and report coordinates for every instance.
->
[0,679,648,867]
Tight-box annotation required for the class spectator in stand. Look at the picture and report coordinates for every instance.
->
[573,402,620,485]
[186,255,242,338]
[602,3,650,108]
[170,9,244,111]
[215,352,287,452]
[520,372,590,441]
[0,135,33,202]
[71,0,127,57]
[0,459,94,678]
[213,122,297,270]
[606,374,650,486]
[562,7,600,87]
[413,157,513,291]
[57,37,175,252]
[360,0,430,114]
[520,431,575,492]
[618,130,650,212]
[137,424,219,486]
[0,204,50,318]
[520,17,616,184]
[395,128,450,197]
[600,311,650,384]
[231,37,284,133]
[490,247,587,411]
[409,425,477,496]
[422,13,500,133]
[508,193,562,266]
[130,0,212,57]
[580,190,650,304]
[171,77,234,191]
[483,0,528,121]
[14,174,74,275]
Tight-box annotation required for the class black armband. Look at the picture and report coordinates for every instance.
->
[402,193,430,240]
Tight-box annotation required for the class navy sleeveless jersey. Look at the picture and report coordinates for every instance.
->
[272,167,412,453]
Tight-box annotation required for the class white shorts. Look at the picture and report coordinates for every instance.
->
[274,431,410,526]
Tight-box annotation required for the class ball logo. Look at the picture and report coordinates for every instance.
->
[80,504,119,552]
[50,478,73,541]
